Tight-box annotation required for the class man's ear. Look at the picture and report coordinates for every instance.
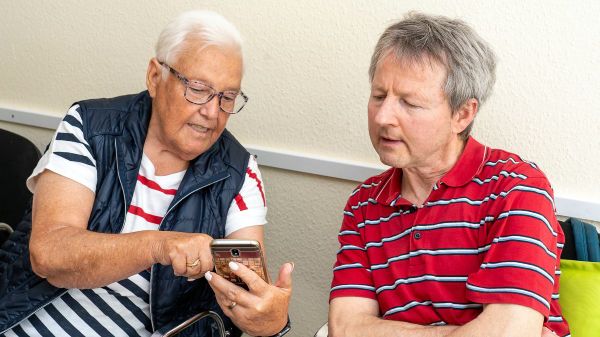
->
[452,98,478,134]
[146,58,162,98]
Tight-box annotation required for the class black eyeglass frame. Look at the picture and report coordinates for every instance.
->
[159,61,248,114]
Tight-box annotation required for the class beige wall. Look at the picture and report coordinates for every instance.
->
[2,1,600,335]
[2,0,600,202]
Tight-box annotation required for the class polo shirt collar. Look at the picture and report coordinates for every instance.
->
[374,168,412,207]
[374,137,489,207]
[439,137,489,188]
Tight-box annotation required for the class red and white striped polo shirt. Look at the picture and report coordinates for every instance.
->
[330,137,569,336]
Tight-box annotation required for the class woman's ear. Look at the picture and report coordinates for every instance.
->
[452,98,478,134]
[146,58,162,98]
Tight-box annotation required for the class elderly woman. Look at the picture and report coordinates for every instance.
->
[0,11,291,337]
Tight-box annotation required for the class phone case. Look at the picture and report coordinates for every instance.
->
[211,239,268,286]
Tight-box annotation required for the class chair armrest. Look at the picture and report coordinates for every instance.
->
[151,310,228,337]
[314,322,328,337]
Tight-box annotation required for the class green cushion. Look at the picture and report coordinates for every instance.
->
[559,259,600,337]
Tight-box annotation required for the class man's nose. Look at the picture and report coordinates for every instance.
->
[373,98,400,126]
[199,95,221,119]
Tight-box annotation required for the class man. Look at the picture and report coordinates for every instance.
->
[329,12,569,337]
[0,11,291,337]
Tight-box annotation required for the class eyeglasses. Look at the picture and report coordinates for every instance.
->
[159,61,248,114]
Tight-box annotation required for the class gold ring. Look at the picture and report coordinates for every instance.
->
[186,259,200,268]
[228,301,237,310]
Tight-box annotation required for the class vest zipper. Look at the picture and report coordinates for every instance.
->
[115,139,230,332]
[114,140,129,233]
[160,174,229,225]
[148,172,230,332]
[115,139,158,331]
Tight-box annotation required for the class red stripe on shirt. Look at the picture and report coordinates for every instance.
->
[128,205,163,225]
[234,194,248,211]
[137,174,177,195]
[246,168,265,205]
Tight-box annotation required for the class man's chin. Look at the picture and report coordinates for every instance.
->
[378,153,406,169]
[178,131,221,160]
[185,146,212,160]
[378,156,395,168]
[172,141,213,161]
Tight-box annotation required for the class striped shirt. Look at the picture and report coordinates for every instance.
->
[330,137,570,336]
[2,105,267,337]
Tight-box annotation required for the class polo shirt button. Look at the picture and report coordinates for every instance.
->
[413,232,421,240]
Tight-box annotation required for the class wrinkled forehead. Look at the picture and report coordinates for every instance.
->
[174,38,243,69]
[175,43,244,90]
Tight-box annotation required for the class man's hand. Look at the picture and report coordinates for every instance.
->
[330,298,555,337]
[205,261,293,336]
[329,297,457,337]
[444,303,544,337]
[152,232,214,280]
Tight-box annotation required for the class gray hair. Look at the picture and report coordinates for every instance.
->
[369,12,496,139]
[155,10,243,77]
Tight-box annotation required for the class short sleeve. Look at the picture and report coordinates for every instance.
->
[330,186,376,301]
[27,104,98,193]
[224,155,267,236]
[465,177,560,317]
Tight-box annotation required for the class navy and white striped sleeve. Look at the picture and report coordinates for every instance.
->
[26,104,97,193]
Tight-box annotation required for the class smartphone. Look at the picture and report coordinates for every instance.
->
[210,239,268,286]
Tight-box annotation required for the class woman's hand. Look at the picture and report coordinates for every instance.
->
[152,232,214,280]
[206,261,293,336]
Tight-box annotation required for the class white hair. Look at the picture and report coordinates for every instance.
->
[155,10,243,74]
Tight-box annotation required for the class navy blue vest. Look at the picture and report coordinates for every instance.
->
[0,91,249,337]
